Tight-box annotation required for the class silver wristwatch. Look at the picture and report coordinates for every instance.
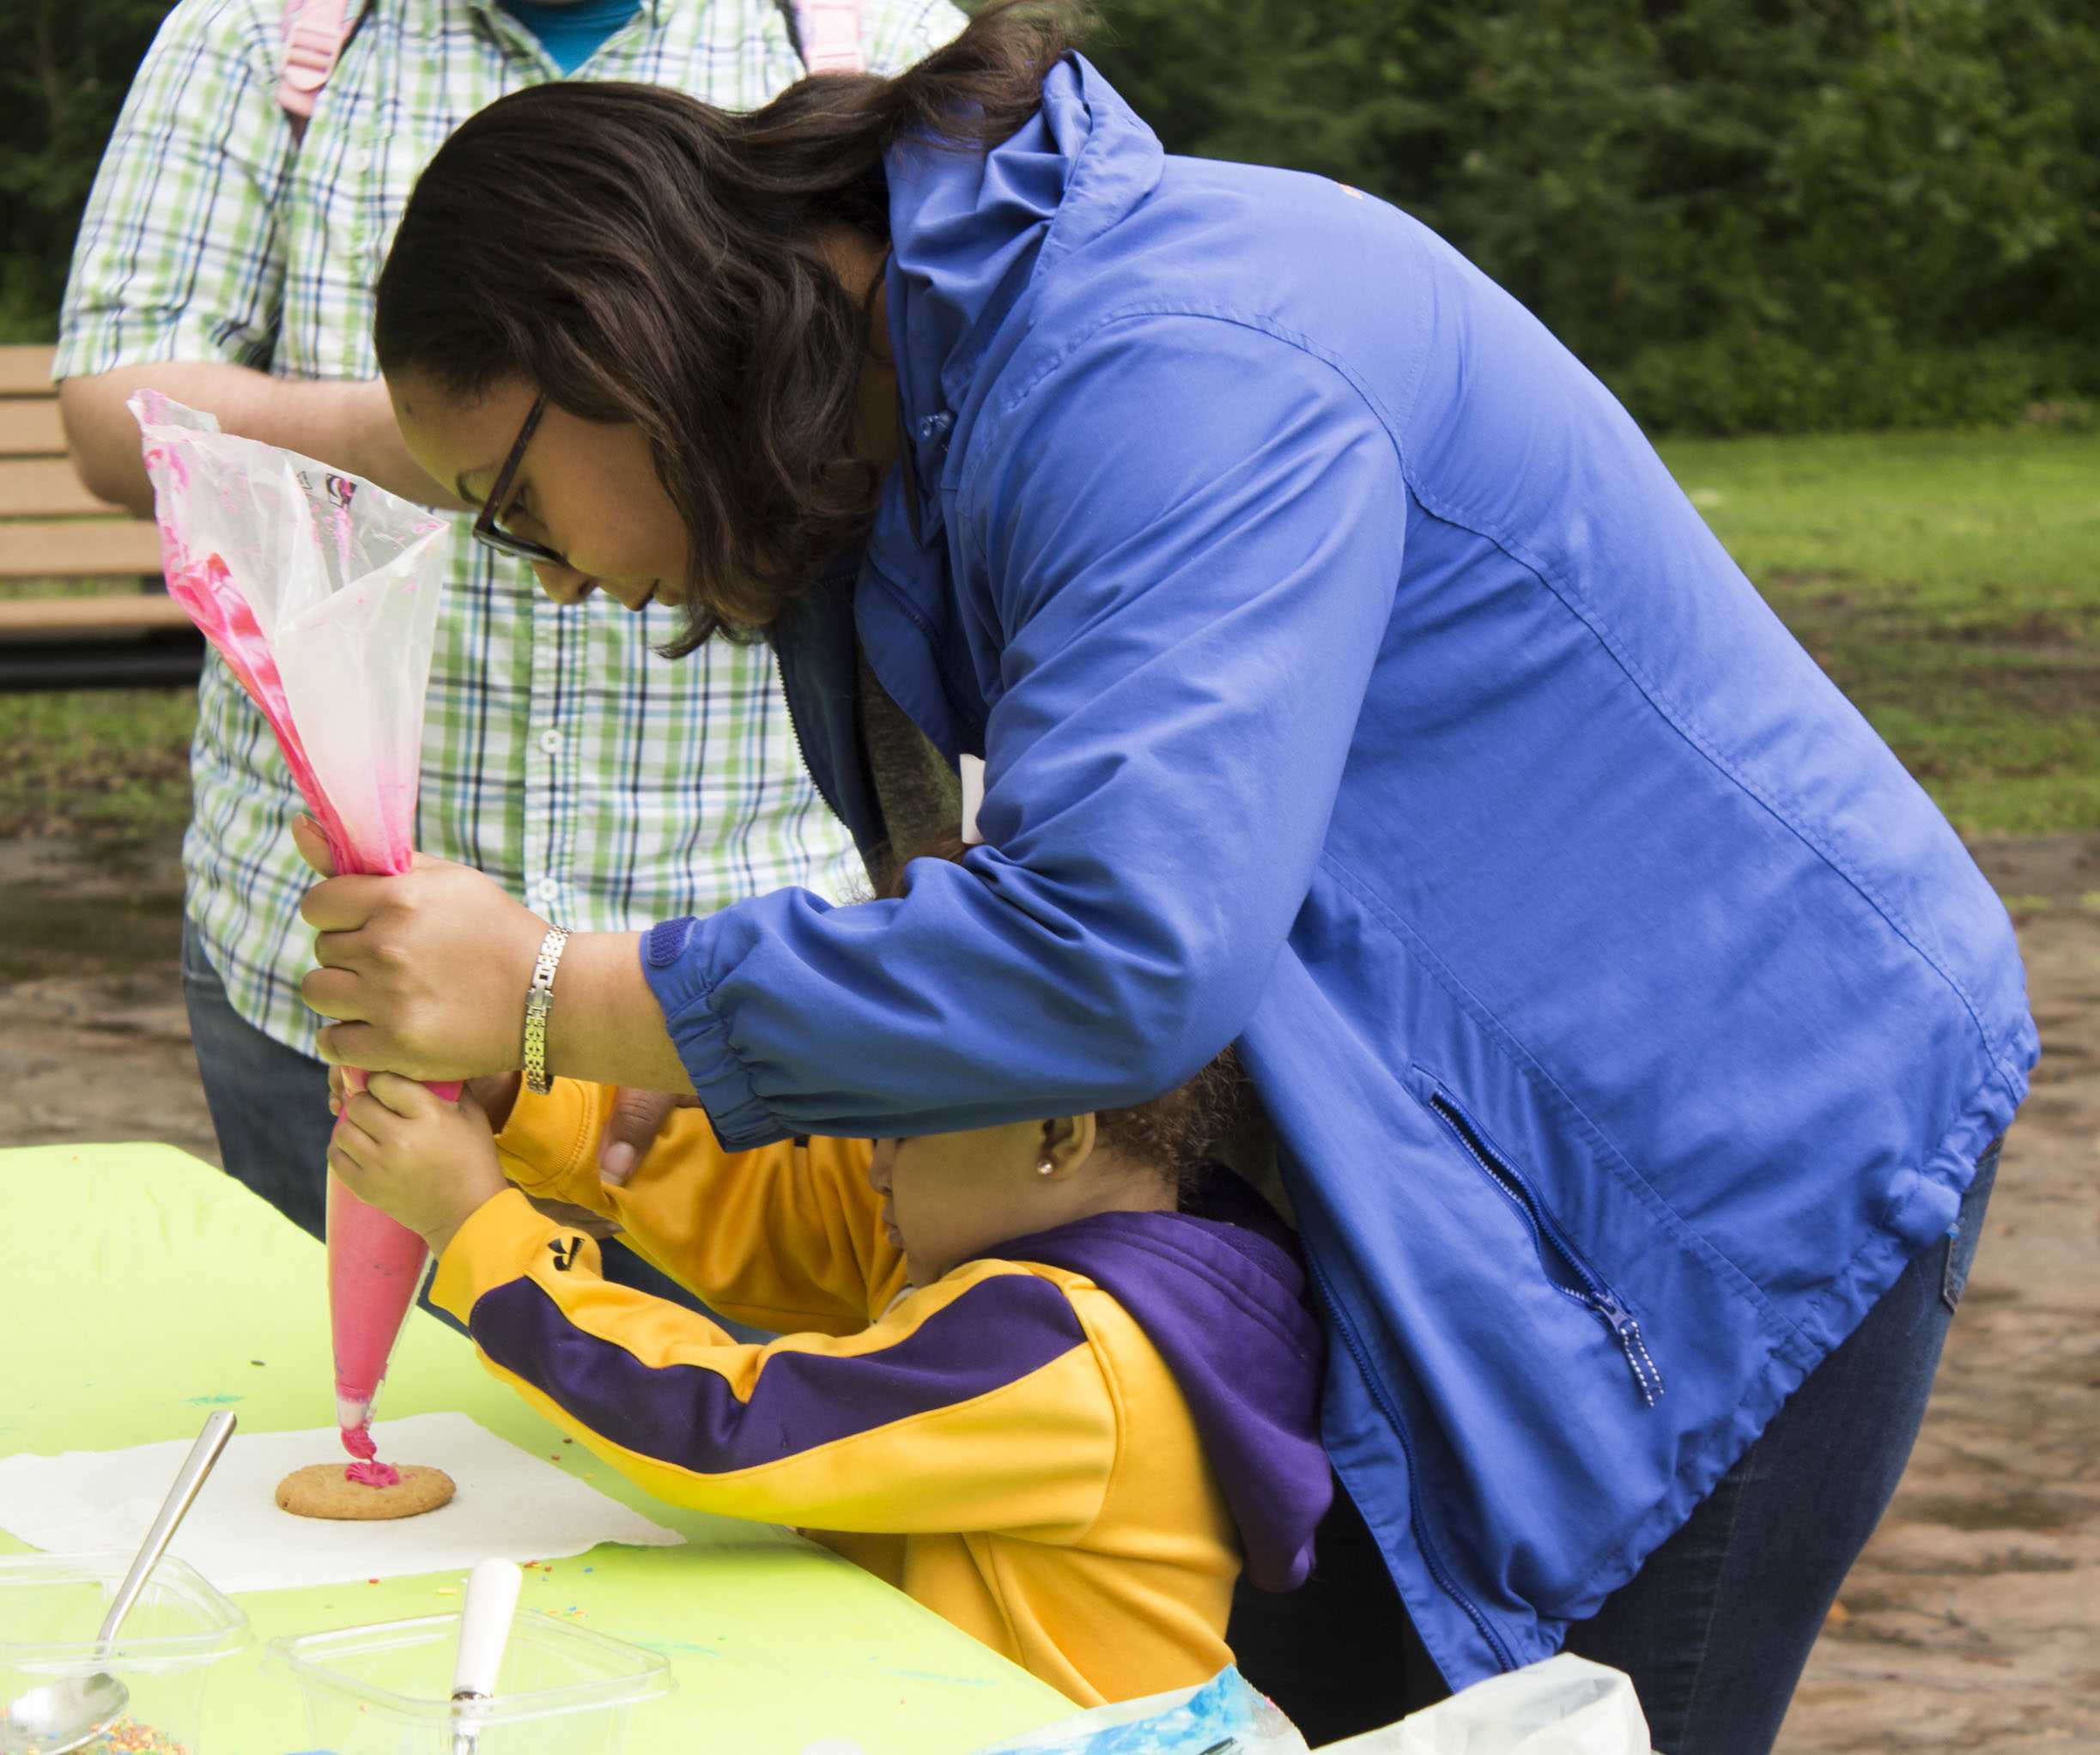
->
[522,925,572,1096]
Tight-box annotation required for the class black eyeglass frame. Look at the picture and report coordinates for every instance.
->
[469,392,567,566]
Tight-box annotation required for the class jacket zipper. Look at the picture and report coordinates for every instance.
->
[774,664,841,825]
[1427,1094,1664,1407]
[1303,1248,1518,1673]
[771,562,864,831]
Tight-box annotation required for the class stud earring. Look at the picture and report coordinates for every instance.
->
[1036,1158,1055,1176]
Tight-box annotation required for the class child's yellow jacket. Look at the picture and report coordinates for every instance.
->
[428,1079,1329,1705]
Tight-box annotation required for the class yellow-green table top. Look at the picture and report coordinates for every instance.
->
[0,1144,1068,1752]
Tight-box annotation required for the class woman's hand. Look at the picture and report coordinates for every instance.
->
[290,817,693,1097]
[298,829,548,1081]
[328,1073,509,1259]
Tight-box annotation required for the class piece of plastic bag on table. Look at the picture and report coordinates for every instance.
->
[1321,1655,1654,1755]
[131,392,455,1473]
[969,1667,1308,1755]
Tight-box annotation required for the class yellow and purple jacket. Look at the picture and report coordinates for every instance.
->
[428,1079,1331,1705]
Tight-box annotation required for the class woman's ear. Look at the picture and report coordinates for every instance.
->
[1035,1114,1096,1181]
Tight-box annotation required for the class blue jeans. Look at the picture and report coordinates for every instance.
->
[1229,1141,2002,1752]
[180,920,714,1320]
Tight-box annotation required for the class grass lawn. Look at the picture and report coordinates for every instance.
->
[0,581,197,841]
[0,678,196,841]
[1658,425,2100,838]
[1,425,2093,845]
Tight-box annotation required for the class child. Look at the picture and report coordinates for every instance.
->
[325,984,1329,1705]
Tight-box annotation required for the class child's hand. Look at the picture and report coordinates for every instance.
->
[330,1066,519,1134]
[327,1072,509,1260]
[467,1072,523,1133]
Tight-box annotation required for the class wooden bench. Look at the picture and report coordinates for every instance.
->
[0,344,202,691]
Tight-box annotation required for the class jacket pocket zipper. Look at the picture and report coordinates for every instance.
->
[1427,1093,1664,1407]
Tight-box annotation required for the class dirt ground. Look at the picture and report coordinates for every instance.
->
[2,829,2092,1752]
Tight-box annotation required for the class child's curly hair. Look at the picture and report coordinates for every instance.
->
[883,840,1247,1191]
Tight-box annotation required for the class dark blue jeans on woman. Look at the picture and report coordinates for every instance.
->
[180,920,712,1323]
[1229,1141,2001,1752]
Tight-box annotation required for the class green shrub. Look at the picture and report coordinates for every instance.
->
[2,0,174,340]
[1089,0,2100,434]
[14,1,2100,434]
[1606,334,2100,436]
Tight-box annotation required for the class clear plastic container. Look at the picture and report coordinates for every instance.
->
[266,1609,673,1754]
[0,1552,250,1753]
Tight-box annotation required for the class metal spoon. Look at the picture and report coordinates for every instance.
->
[1,1412,237,1755]
[449,1558,523,1755]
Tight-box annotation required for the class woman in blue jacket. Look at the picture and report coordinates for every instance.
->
[303,5,2034,1745]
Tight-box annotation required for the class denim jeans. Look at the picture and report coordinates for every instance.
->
[180,919,713,1321]
[1229,1141,2002,1752]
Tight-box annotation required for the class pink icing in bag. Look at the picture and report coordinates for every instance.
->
[134,393,455,1484]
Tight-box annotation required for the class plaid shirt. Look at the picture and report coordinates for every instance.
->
[58,0,962,1055]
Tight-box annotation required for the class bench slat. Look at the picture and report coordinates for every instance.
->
[0,519,164,580]
[0,594,194,637]
[0,347,57,398]
[0,353,203,675]
[0,459,128,518]
[0,400,67,458]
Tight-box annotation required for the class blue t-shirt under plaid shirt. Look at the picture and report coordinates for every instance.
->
[503,0,641,73]
[58,0,966,1058]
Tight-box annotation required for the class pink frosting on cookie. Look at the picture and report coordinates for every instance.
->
[339,1422,402,1487]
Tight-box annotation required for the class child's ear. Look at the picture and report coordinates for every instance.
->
[1035,1114,1096,1181]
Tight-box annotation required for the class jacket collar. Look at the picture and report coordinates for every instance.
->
[880,54,1167,545]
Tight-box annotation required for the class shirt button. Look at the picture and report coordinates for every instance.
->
[538,729,564,755]
[531,879,560,908]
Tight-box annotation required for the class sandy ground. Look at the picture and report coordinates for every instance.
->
[3,829,2091,1751]
[1778,837,2100,1753]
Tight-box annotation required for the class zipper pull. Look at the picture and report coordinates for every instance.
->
[1590,1290,1665,1407]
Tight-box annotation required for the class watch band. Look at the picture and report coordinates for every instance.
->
[522,925,572,1096]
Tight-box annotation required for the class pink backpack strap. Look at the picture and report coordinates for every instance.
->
[279,0,363,137]
[790,0,865,74]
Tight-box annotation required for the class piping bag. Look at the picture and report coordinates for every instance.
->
[134,393,452,1486]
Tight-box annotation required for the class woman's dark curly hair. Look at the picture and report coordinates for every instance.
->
[881,840,1247,1193]
[373,1,1090,653]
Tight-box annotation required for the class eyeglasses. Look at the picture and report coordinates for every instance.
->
[469,392,568,567]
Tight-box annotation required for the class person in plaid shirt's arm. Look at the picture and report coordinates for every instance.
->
[56,0,963,1257]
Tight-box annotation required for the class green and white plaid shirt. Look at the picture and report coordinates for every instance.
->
[59,0,962,1056]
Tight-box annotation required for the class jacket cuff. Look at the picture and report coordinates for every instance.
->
[430,1188,593,1324]
[493,1078,604,1199]
[638,918,782,1149]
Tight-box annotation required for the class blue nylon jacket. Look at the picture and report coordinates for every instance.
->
[640,56,2037,1685]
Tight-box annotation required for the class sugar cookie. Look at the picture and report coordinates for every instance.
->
[275,1462,456,1521]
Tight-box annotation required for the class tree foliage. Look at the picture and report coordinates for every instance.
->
[1085,0,2100,429]
[1,0,174,338]
[5,0,2097,429]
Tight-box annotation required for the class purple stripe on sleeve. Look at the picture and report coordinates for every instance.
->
[469,1270,1086,1473]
